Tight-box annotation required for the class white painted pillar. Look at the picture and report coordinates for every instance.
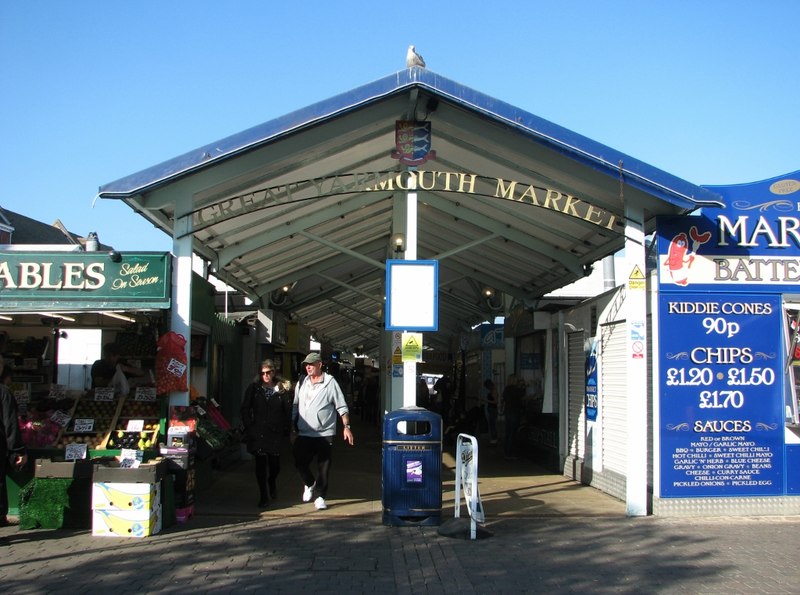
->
[170,208,193,407]
[624,202,648,516]
[403,171,418,408]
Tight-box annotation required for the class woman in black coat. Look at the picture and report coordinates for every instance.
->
[240,359,292,508]
[1,365,27,525]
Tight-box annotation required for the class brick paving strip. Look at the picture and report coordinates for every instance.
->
[4,512,800,594]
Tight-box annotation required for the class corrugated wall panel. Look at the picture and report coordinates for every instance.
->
[567,332,585,458]
[601,321,627,475]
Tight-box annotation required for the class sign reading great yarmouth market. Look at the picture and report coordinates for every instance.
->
[656,170,800,498]
[189,170,623,234]
[0,252,171,310]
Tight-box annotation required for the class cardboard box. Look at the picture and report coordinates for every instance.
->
[166,429,196,448]
[92,482,161,512]
[92,459,165,483]
[160,446,195,471]
[35,459,94,479]
[92,508,162,537]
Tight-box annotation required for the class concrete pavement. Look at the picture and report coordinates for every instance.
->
[2,418,800,593]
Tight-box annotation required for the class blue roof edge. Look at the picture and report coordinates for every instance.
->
[98,67,722,208]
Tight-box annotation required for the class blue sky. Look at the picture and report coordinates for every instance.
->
[1,1,797,252]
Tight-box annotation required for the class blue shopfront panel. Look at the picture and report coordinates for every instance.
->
[659,293,784,497]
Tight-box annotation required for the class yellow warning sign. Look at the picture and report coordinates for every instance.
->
[402,332,423,362]
[628,265,646,290]
[392,346,402,364]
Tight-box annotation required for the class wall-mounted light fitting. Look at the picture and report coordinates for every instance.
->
[108,250,122,263]
[391,232,405,254]
[483,287,495,298]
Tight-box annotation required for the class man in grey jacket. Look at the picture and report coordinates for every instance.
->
[291,352,354,510]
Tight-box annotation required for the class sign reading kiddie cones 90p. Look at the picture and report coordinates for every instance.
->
[0,252,171,309]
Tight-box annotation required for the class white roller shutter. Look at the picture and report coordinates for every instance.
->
[647,313,653,488]
[567,332,585,458]
[601,321,627,475]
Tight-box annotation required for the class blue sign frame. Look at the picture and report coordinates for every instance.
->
[385,259,439,331]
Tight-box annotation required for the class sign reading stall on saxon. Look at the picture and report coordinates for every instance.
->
[0,252,171,310]
[656,170,800,498]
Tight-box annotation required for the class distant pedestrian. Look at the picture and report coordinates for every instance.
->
[241,360,292,508]
[483,379,499,445]
[416,376,430,409]
[501,375,525,459]
[291,353,354,510]
[433,375,452,424]
[363,373,379,424]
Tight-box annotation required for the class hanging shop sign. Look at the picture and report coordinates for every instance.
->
[585,340,598,422]
[657,170,800,292]
[0,251,171,310]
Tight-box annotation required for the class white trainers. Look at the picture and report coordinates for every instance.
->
[302,483,316,503]
[314,496,327,510]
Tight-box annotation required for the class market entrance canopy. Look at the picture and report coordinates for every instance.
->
[97,67,722,356]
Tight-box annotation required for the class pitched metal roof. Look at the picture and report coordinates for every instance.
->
[0,206,111,248]
[98,68,721,356]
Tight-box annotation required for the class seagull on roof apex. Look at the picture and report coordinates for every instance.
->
[406,45,426,68]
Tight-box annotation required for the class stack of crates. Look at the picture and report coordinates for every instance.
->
[91,461,165,537]
[161,429,196,523]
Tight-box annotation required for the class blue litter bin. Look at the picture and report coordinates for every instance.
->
[382,407,442,526]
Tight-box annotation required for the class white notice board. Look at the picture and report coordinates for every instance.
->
[385,259,438,331]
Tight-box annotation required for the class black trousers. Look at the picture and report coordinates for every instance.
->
[292,436,333,498]
[254,453,280,501]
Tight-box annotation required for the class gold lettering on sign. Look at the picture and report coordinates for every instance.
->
[0,261,107,290]
[191,170,622,232]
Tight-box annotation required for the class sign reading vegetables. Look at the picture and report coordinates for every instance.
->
[0,251,170,309]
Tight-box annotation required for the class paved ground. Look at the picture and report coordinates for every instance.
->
[3,418,800,593]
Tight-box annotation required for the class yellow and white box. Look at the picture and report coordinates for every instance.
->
[92,481,161,512]
[92,508,162,538]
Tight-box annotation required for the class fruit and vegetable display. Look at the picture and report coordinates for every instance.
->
[105,429,157,450]
[195,416,232,450]
[19,411,62,447]
[52,394,123,450]
[114,331,157,357]
[105,398,160,450]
